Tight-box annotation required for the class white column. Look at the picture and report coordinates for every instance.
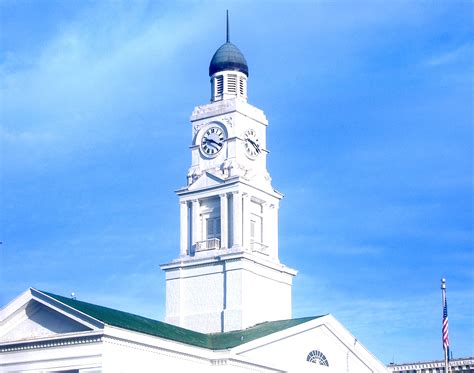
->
[232,192,242,248]
[180,201,188,256]
[262,202,269,256]
[220,193,228,249]
[242,193,251,250]
[192,199,200,247]
[270,203,279,259]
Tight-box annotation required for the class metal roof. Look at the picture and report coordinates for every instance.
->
[209,42,249,77]
[42,290,321,350]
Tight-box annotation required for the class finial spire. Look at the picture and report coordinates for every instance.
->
[226,10,230,43]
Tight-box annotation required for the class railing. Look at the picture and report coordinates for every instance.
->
[196,238,221,252]
[250,241,268,255]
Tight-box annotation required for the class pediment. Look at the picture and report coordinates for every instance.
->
[188,171,226,191]
[1,299,92,343]
[232,315,388,372]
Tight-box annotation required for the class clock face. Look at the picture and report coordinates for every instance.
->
[201,126,225,157]
[244,128,261,159]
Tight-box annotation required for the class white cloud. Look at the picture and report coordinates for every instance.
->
[0,127,58,145]
[0,3,214,166]
[424,43,473,67]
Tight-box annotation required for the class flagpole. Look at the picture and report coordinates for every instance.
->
[441,278,449,373]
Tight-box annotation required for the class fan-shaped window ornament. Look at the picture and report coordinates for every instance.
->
[307,350,329,366]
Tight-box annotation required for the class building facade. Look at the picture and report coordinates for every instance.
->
[388,358,474,373]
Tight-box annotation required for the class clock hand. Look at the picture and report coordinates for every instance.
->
[206,138,222,147]
[250,140,259,152]
[248,139,260,153]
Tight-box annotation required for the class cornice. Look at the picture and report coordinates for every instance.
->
[160,249,297,276]
[175,178,282,200]
[103,334,210,365]
[0,331,104,353]
[388,358,474,370]
[190,98,267,126]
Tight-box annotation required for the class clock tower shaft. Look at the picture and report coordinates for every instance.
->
[160,21,296,333]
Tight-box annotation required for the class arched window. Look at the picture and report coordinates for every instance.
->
[307,350,329,366]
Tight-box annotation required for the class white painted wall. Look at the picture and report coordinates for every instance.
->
[163,253,295,333]
[235,316,388,373]
[101,327,282,373]
[102,337,210,373]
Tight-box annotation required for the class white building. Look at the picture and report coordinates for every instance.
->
[387,357,474,372]
[161,30,296,334]
[0,25,389,373]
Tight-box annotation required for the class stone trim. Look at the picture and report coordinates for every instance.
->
[0,334,103,353]
[103,335,210,366]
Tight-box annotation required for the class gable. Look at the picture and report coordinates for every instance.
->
[235,320,335,372]
[187,171,225,191]
[1,299,92,343]
[233,315,388,373]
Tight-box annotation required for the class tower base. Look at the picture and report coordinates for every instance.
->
[160,248,297,333]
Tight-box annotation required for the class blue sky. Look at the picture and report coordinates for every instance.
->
[1,0,472,364]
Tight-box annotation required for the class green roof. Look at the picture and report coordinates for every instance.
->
[41,290,323,350]
[209,317,320,349]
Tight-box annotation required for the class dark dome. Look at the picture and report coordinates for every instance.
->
[209,42,248,77]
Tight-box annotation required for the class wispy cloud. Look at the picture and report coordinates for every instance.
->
[424,43,473,67]
[293,271,474,362]
[0,3,213,169]
[0,127,58,145]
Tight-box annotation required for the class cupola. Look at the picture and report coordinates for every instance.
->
[209,12,248,102]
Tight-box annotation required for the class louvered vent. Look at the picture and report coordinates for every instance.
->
[216,76,224,96]
[228,74,237,93]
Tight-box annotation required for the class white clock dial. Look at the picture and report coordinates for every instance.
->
[201,126,225,157]
[243,128,260,159]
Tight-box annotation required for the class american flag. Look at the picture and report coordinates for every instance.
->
[442,290,450,358]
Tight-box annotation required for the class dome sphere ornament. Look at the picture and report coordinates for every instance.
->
[209,42,249,77]
[209,10,249,77]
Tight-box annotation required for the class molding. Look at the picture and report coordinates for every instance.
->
[176,178,282,201]
[0,331,104,353]
[0,289,32,324]
[1,288,103,341]
[31,289,104,330]
[161,250,297,276]
[190,98,267,125]
[192,116,234,136]
[221,116,234,128]
[104,325,217,361]
[103,335,210,366]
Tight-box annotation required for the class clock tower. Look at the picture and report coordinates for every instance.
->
[161,19,296,333]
